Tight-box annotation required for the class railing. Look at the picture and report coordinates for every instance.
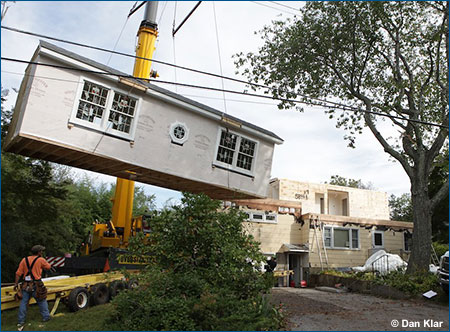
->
[371,254,390,276]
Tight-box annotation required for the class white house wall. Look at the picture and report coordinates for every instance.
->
[5,50,279,199]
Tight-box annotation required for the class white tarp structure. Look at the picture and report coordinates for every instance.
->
[352,250,407,274]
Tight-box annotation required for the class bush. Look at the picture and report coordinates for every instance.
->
[105,193,282,331]
[433,242,449,259]
[380,271,440,295]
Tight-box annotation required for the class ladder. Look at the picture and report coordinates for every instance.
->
[311,216,329,270]
[431,244,440,266]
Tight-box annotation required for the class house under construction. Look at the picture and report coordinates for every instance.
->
[234,179,413,287]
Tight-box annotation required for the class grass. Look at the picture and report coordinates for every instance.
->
[1,300,114,331]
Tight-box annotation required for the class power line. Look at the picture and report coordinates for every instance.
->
[1,69,281,107]
[1,25,387,121]
[2,57,448,129]
[268,1,301,12]
[249,1,297,15]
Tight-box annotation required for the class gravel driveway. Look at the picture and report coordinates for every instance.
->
[270,287,449,331]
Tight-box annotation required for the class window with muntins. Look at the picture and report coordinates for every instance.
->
[108,92,137,134]
[71,79,139,140]
[76,81,109,125]
[324,226,359,249]
[215,129,258,175]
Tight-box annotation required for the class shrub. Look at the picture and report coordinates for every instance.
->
[433,242,449,259]
[105,193,282,331]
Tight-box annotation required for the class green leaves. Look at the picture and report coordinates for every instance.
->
[110,193,279,330]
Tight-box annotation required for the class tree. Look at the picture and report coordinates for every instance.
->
[327,175,374,190]
[106,193,279,331]
[389,193,413,222]
[235,1,449,273]
[428,149,449,243]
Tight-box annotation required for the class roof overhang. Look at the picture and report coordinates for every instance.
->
[279,243,309,253]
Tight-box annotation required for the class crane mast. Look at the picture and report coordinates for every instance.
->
[86,1,159,254]
[110,1,159,247]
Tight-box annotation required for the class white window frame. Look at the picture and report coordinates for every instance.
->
[213,127,258,176]
[169,121,189,145]
[245,211,277,224]
[69,77,142,141]
[323,226,360,250]
[372,230,385,248]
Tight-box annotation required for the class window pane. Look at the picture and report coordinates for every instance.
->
[237,138,256,171]
[252,213,263,220]
[266,214,276,221]
[81,81,108,106]
[77,81,108,124]
[324,227,332,247]
[76,101,104,124]
[108,111,132,133]
[334,229,349,248]
[352,229,359,248]
[217,146,234,164]
[108,93,137,134]
[239,138,256,156]
[219,131,237,149]
[374,233,383,246]
[237,153,253,170]
[217,131,237,165]
[112,93,136,116]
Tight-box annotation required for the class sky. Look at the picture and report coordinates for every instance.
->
[1,1,412,208]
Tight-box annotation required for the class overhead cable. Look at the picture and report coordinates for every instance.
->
[249,1,297,15]
[268,1,301,12]
[2,57,448,130]
[1,25,392,119]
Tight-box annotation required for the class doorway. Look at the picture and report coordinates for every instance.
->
[288,254,304,287]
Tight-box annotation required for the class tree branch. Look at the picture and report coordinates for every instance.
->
[426,112,449,174]
[362,102,413,178]
[430,178,449,211]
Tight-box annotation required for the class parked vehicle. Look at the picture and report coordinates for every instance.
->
[438,251,449,294]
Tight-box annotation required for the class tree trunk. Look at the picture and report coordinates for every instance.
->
[407,181,433,274]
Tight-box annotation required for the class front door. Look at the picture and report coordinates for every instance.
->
[288,254,303,287]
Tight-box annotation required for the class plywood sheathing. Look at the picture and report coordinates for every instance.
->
[302,213,413,231]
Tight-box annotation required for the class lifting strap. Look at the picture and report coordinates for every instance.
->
[24,256,40,281]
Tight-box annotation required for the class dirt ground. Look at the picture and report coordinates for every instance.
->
[270,287,449,331]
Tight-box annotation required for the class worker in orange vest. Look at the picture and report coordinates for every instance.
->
[14,245,53,331]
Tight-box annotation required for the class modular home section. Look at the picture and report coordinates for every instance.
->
[4,41,283,199]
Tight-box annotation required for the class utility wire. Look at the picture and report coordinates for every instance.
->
[2,57,448,130]
[212,1,228,113]
[106,9,131,65]
[1,25,381,120]
[157,1,169,25]
[172,1,202,36]
[249,1,297,15]
[1,69,280,106]
[268,1,301,12]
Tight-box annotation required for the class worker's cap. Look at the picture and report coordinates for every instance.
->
[31,245,46,254]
